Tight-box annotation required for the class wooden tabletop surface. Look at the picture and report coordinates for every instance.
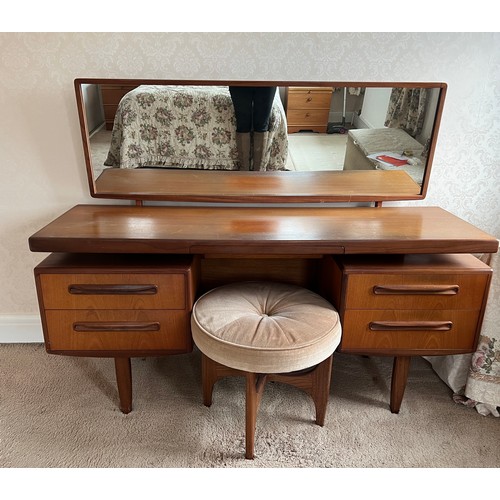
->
[28,204,499,256]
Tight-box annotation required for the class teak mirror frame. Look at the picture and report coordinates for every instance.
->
[75,79,447,204]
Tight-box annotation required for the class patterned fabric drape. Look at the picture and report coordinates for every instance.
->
[426,251,500,417]
[384,88,428,137]
[462,251,500,415]
[333,87,364,96]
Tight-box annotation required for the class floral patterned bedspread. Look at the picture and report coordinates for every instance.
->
[104,85,289,171]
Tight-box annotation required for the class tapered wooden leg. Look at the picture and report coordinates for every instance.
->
[114,357,132,414]
[201,353,217,406]
[201,354,245,406]
[267,355,334,426]
[200,354,333,459]
[390,356,411,414]
[310,355,333,426]
[245,373,267,460]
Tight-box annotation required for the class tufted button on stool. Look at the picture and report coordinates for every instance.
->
[191,281,342,459]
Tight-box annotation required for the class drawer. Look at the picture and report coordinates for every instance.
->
[39,273,187,310]
[103,105,120,121]
[287,109,330,125]
[343,273,489,310]
[287,91,332,110]
[101,86,137,129]
[44,309,191,352]
[100,86,137,105]
[340,309,481,352]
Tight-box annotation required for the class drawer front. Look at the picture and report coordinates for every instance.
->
[44,309,191,352]
[340,309,480,352]
[344,273,488,310]
[40,273,186,309]
[100,86,137,105]
[104,105,120,121]
[288,91,332,109]
[40,273,187,310]
[101,86,137,128]
[287,109,330,125]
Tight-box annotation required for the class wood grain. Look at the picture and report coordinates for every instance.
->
[29,205,499,255]
[94,168,422,202]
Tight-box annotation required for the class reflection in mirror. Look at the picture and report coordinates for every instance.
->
[77,80,446,203]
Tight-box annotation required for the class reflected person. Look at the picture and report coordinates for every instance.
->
[229,86,277,171]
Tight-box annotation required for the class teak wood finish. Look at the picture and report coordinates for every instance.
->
[34,253,199,413]
[30,205,498,413]
[201,353,334,459]
[94,169,423,203]
[28,79,498,420]
[28,205,499,256]
[323,253,493,412]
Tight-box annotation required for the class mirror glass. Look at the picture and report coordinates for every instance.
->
[76,79,446,203]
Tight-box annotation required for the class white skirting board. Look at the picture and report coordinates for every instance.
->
[0,315,44,343]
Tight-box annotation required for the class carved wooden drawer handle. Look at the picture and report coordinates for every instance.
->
[68,284,158,295]
[306,97,312,102]
[373,284,459,295]
[73,322,161,332]
[369,321,453,331]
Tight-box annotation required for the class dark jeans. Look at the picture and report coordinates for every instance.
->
[229,86,277,133]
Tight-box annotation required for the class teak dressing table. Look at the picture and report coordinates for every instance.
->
[29,80,498,415]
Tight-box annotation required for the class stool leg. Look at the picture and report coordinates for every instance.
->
[245,373,267,460]
[201,354,245,406]
[201,353,217,407]
[268,354,334,426]
[311,355,333,426]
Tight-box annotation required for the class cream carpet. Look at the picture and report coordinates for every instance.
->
[1,344,498,468]
[89,129,111,178]
[286,133,348,171]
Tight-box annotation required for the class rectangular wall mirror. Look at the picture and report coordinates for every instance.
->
[75,79,447,203]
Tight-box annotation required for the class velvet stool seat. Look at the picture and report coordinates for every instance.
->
[191,281,342,459]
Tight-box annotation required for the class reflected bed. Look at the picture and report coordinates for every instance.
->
[104,85,289,172]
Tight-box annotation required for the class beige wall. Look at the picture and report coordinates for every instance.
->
[0,33,499,325]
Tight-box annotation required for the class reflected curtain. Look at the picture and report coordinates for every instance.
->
[384,88,428,137]
[333,87,364,96]
[425,251,500,417]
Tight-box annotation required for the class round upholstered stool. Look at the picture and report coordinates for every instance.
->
[191,281,342,459]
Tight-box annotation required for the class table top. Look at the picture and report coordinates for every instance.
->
[28,204,499,256]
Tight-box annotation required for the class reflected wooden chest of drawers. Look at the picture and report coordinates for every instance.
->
[323,253,492,412]
[100,84,138,130]
[286,87,333,133]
